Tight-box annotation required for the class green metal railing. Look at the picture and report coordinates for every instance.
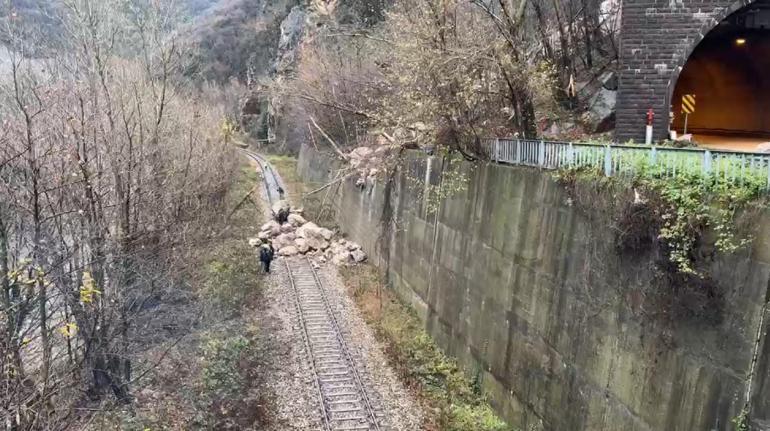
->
[485,138,770,188]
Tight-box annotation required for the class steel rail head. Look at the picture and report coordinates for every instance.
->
[303,257,382,431]
[284,258,334,431]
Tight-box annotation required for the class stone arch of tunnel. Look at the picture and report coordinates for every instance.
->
[668,0,770,146]
[615,0,769,144]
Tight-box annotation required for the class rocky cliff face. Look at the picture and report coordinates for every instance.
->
[238,1,309,146]
[274,6,307,74]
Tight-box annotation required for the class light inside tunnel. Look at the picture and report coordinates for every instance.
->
[671,0,770,150]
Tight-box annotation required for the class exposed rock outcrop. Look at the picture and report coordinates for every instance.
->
[274,6,306,74]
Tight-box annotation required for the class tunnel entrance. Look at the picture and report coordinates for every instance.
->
[671,1,770,151]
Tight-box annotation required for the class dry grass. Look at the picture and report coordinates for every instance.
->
[84,160,271,430]
[338,265,514,431]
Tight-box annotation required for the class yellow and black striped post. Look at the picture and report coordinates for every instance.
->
[681,94,696,134]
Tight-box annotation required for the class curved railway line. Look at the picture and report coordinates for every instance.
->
[242,149,285,204]
[244,148,386,431]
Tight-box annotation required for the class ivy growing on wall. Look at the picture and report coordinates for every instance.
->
[556,161,767,276]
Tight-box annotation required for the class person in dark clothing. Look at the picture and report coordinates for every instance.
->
[259,242,274,273]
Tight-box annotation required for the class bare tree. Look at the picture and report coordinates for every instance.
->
[0,0,237,428]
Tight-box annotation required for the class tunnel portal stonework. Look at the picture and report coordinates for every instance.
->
[617,0,757,142]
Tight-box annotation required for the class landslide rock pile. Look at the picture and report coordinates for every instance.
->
[251,200,367,265]
[348,145,392,186]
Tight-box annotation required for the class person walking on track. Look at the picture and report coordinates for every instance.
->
[260,241,275,273]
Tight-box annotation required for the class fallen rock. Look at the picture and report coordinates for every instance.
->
[587,87,616,133]
[332,252,351,265]
[279,246,299,256]
[261,220,280,232]
[295,238,310,253]
[274,233,296,250]
[346,242,361,251]
[248,238,261,247]
[272,200,291,223]
[280,223,295,234]
[351,249,367,263]
[319,228,334,241]
[307,237,330,251]
[297,222,322,239]
[288,213,307,227]
[600,71,618,91]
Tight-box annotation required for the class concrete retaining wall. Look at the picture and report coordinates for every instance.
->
[297,144,770,430]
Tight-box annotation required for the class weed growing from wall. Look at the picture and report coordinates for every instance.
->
[556,161,766,276]
[405,152,472,216]
[732,408,750,431]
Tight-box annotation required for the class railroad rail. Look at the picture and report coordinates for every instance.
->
[242,149,285,204]
[284,258,384,431]
[245,149,385,430]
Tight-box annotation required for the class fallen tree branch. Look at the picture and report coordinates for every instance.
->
[299,94,371,118]
[307,122,320,151]
[226,185,258,220]
[303,172,356,198]
[309,116,350,161]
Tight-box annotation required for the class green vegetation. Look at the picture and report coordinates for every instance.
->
[200,165,263,316]
[339,265,514,431]
[557,154,767,275]
[87,162,267,430]
[406,154,472,216]
[733,408,750,431]
[195,327,262,429]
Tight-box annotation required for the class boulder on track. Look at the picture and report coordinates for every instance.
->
[319,228,334,241]
[261,220,280,232]
[273,233,296,250]
[351,249,367,263]
[297,222,322,239]
[271,200,291,224]
[331,252,351,266]
[306,237,330,251]
[295,238,310,253]
[279,246,299,256]
[288,213,307,227]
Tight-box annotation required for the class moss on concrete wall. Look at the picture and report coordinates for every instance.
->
[298,144,770,431]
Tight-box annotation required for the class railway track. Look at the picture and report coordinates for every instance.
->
[245,149,385,430]
[242,149,285,204]
[284,258,385,431]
